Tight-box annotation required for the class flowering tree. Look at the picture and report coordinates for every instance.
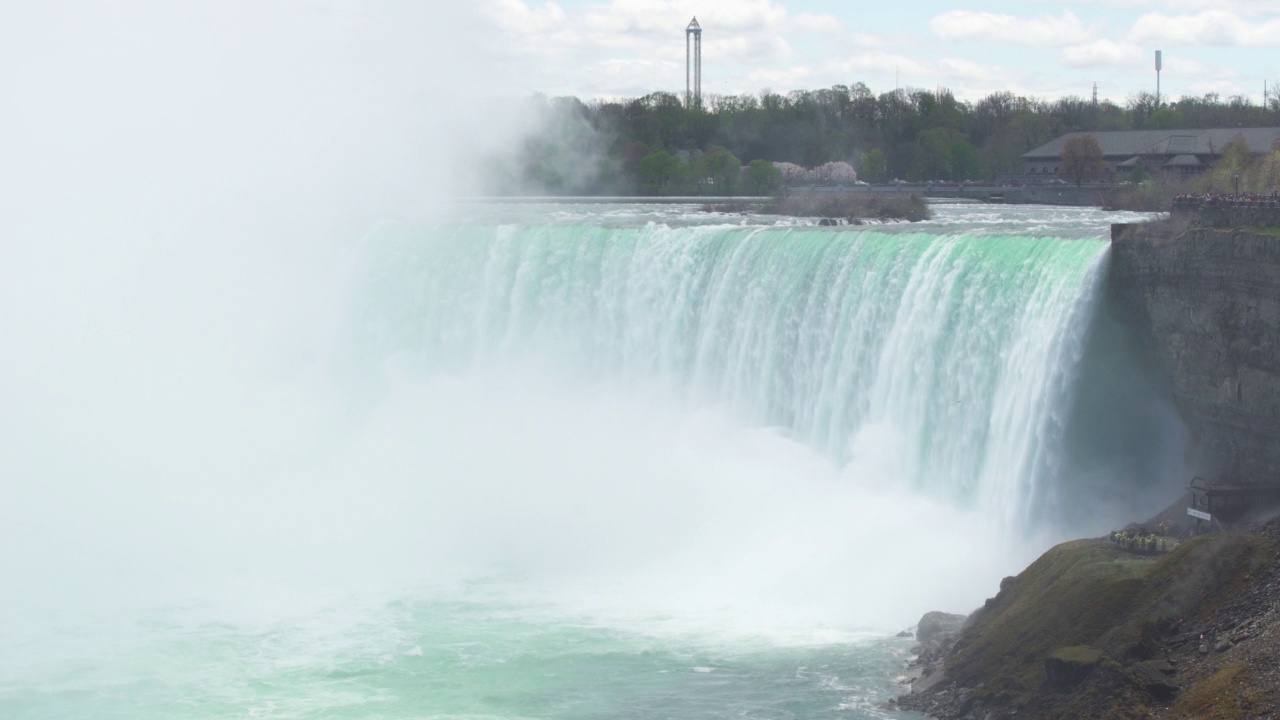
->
[814,161,858,185]
[773,162,809,185]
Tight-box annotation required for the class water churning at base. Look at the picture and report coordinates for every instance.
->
[356,221,1109,533]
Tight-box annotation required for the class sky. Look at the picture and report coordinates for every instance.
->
[481,0,1280,104]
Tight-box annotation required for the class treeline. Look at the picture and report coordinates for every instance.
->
[481,84,1280,196]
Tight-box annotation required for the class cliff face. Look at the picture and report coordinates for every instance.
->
[896,523,1280,720]
[1109,219,1280,484]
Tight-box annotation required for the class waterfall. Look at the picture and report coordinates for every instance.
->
[353,221,1110,532]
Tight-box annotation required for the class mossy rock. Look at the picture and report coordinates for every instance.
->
[947,539,1154,702]
[1045,646,1103,689]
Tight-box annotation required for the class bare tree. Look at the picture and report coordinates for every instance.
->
[1059,135,1107,186]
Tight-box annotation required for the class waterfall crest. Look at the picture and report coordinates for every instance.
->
[356,222,1109,531]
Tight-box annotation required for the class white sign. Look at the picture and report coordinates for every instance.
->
[1187,507,1211,521]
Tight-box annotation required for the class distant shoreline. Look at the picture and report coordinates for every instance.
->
[456,196,772,204]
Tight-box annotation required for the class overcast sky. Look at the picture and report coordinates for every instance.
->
[482,0,1280,104]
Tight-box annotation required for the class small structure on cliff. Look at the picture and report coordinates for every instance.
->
[1189,475,1280,526]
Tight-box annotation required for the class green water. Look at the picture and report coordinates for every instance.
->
[8,597,914,719]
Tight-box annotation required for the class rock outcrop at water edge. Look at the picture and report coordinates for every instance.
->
[893,514,1280,719]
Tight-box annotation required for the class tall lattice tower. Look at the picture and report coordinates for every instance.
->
[686,17,702,108]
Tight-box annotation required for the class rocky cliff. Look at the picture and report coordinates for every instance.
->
[894,520,1280,720]
[1109,217,1280,485]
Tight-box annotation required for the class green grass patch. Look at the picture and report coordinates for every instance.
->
[1050,646,1103,664]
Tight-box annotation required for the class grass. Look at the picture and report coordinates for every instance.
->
[1050,646,1103,664]
[1167,662,1258,719]
[947,540,1154,701]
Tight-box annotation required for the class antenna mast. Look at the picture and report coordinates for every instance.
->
[1155,50,1162,108]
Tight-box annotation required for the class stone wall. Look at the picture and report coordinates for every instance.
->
[1109,220,1280,483]
[1175,205,1280,230]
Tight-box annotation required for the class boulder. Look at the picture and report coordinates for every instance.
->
[1044,646,1102,689]
[1129,661,1179,702]
[917,611,967,642]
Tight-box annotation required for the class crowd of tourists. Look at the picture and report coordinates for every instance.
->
[1172,192,1280,209]
[1109,529,1170,554]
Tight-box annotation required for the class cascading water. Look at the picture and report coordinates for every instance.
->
[356,214,1106,534]
[1,203,1187,719]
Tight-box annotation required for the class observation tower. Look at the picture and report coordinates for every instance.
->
[686,17,702,108]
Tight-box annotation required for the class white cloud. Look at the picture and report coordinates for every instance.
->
[713,36,794,64]
[848,31,896,49]
[1181,80,1251,97]
[575,0,790,35]
[1129,10,1280,46]
[1061,40,1144,67]
[1023,0,1276,10]
[929,10,1087,46]
[823,52,928,78]
[792,12,845,34]
[1165,57,1237,79]
[745,66,815,88]
[937,57,1002,82]
[485,0,566,34]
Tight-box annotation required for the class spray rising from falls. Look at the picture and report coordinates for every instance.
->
[356,220,1109,535]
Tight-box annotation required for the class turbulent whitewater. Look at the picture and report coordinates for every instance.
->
[1,203,1186,719]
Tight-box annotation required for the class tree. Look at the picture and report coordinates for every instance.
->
[859,149,887,182]
[814,161,858,185]
[773,161,809,185]
[916,128,959,180]
[746,159,782,194]
[1146,108,1182,129]
[637,149,692,195]
[1203,135,1255,194]
[1219,135,1253,174]
[948,139,982,180]
[1248,150,1280,193]
[695,147,742,194]
[1059,134,1106,186]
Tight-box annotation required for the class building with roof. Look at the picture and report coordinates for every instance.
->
[1021,127,1280,180]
